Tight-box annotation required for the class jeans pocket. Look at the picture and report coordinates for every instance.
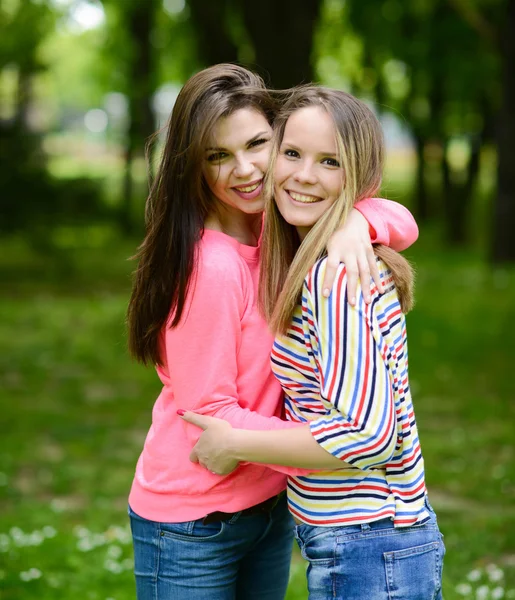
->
[159,518,226,542]
[297,527,335,566]
[384,540,442,600]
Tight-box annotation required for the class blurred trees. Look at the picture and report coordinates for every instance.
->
[0,0,102,239]
[1,0,513,261]
[99,0,159,233]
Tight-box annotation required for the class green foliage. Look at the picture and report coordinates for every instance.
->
[0,0,56,71]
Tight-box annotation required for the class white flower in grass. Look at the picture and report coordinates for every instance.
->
[28,568,42,580]
[73,526,90,538]
[476,585,490,600]
[0,534,10,552]
[467,569,483,582]
[104,559,123,574]
[121,558,133,570]
[50,498,68,513]
[27,531,44,546]
[492,587,505,599]
[47,574,63,588]
[486,565,505,583]
[77,537,95,552]
[11,528,28,547]
[107,545,122,559]
[42,526,57,538]
[19,568,42,581]
[456,583,473,595]
[92,533,107,547]
[106,525,131,545]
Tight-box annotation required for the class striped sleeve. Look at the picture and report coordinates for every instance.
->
[305,259,398,470]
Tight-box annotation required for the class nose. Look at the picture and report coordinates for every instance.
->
[293,160,317,185]
[233,154,254,178]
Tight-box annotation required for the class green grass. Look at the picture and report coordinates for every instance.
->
[1,230,514,599]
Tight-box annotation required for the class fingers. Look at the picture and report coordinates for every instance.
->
[357,256,371,303]
[321,257,340,299]
[344,259,358,306]
[368,248,383,294]
[178,410,214,430]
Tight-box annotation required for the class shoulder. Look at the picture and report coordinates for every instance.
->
[305,256,394,305]
[196,234,249,289]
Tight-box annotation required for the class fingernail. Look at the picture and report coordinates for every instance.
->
[177,409,185,416]
[350,297,356,305]
[323,288,330,298]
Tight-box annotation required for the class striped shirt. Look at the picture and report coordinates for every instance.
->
[271,257,430,527]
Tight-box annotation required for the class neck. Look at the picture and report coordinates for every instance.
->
[296,226,312,242]
[205,205,262,246]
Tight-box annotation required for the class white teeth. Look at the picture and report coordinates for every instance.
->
[289,191,321,204]
[235,182,260,193]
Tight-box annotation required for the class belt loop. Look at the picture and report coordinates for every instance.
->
[361,523,371,532]
[228,511,242,524]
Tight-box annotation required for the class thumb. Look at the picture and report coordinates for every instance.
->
[178,410,216,430]
[189,447,199,463]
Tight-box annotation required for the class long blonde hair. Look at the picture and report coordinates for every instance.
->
[259,86,414,333]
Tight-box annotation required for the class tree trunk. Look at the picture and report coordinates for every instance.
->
[15,68,32,131]
[414,133,429,221]
[443,135,481,245]
[187,0,239,64]
[120,0,157,234]
[241,0,322,88]
[491,0,515,262]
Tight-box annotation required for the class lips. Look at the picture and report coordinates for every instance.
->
[287,190,323,204]
[232,179,264,200]
[234,181,261,193]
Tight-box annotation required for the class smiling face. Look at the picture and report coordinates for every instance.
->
[274,105,344,240]
[203,108,273,217]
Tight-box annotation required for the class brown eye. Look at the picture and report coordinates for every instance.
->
[207,152,228,162]
[248,138,269,149]
[322,158,340,167]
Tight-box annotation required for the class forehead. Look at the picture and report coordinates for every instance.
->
[283,106,337,149]
[208,108,271,147]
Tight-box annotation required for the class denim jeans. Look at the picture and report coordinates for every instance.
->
[294,497,445,600]
[128,494,294,600]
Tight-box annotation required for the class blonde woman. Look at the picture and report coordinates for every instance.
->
[181,86,445,600]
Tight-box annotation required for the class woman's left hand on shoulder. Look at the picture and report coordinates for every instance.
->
[324,209,384,305]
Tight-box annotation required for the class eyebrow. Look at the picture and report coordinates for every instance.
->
[280,141,338,157]
[206,131,270,152]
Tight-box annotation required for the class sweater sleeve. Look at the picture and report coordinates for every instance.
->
[304,260,398,470]
[161,246,301,433]
[354,198,419,251]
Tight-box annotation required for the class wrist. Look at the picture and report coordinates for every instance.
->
[227,427,247,462]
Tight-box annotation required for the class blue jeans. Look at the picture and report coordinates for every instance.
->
[294,498,445,600]
[128,494,294,600]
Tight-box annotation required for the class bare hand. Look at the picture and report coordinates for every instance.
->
[324,208,384,305]
[180,411,240,475]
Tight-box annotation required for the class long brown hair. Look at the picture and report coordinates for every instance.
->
[127,64,277,365]
[259,86,414,333]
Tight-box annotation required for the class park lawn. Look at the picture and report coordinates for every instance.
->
[0,232,514,600]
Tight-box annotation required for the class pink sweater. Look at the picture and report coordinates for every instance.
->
[128,199,418,522]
